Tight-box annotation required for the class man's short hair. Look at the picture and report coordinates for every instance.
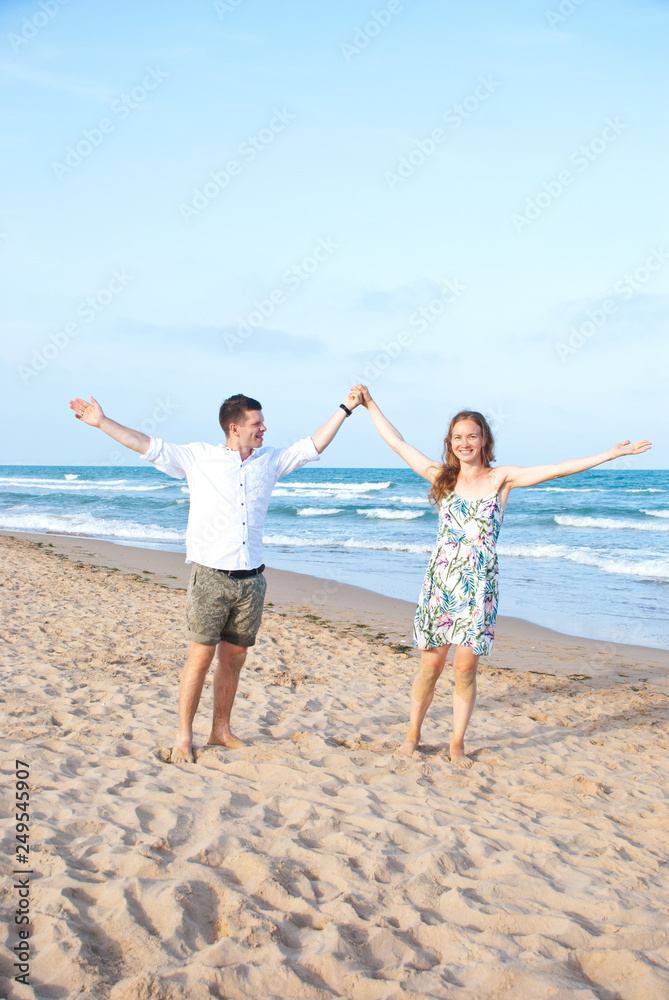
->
[219,394,262,436]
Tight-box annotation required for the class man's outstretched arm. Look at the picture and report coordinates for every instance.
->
[69,396,150,454]
[311,387,363,454]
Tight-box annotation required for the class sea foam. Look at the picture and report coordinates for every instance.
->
[0,511,185,542]
[498,543,669,580]
[262,533,432,555]
[555,515,669,533]
[297,508,343,516]
[357,508,425,520]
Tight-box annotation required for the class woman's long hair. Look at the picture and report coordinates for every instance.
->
[428,410,496,507]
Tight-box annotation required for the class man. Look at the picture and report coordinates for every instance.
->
[69,389,362,763]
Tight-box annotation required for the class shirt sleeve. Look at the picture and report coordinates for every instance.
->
[274,437,320,479]
[141,438,198,480]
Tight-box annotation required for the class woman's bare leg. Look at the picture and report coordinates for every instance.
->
[450,646,480,766]
[398,645,450,755]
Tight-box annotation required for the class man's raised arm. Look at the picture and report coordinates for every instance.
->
[69,396,150,454]
[310,387,363,454]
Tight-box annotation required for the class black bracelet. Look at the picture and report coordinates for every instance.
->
[339,403,352,417]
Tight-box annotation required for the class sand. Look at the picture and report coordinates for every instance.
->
[1,531,668,1000]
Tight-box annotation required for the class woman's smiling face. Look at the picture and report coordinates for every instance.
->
[450,419,483,462]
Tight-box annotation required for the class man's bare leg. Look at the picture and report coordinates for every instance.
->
[397,646,449,755]
[207,641,248,749]
[450,646,479,767]
[172,642,217,763]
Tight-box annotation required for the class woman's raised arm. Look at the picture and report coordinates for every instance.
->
[357,385,440,483]
[500,439,652,490]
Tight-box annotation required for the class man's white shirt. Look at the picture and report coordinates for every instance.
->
[141,436,320,570]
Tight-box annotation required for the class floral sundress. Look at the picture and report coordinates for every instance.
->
[413,469,503,655]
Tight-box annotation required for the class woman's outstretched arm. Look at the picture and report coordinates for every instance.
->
[357,385,440,483]
[500,439,652,490]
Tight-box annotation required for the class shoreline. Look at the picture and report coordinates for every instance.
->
[3,463,668,652]
[4,528,668,678]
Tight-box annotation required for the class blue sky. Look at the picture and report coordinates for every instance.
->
[1,0,667,468]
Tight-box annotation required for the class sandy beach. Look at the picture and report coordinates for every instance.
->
[1,530,668,1000]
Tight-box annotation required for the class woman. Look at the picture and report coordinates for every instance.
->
[357,385,651,766]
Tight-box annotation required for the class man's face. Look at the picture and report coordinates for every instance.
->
[237,409,266,449]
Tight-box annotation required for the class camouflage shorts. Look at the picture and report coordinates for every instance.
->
[185,563,267,647]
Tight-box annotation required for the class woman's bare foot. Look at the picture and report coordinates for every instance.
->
[207,732,245,750]
[396,735,419,757]
[449,741,472,768]
[171,741,196,764]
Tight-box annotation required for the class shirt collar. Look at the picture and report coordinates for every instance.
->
[223,445,256,463]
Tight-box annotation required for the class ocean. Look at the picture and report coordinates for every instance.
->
[1,464,667,650]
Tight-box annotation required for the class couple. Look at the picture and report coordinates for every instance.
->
[70,387,651,766]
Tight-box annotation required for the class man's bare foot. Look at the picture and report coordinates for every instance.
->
[207,732,245,750]
[395,736,419,757]
[171,743,195,764]
[449,743,472,769]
